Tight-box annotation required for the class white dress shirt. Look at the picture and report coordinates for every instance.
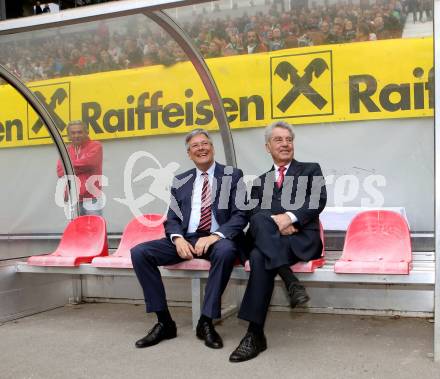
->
[273,162,298,224]
[171,162,224,242]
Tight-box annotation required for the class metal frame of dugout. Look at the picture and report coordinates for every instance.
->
[0,0,438,362]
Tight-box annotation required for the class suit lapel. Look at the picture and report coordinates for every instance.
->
[212,162,225,218]
[260,167,277,197]
[285,159,303,178]
[267,166,276,179]
[181,168,196,227]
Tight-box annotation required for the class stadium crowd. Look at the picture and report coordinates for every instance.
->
[0,1,413,83]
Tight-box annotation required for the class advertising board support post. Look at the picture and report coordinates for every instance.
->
[434,0,440,362]
[147,10,236,167]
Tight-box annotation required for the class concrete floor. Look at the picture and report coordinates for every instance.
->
[1,303,439,379]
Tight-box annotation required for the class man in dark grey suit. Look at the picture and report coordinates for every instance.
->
[229,121,327,363]
[131,129,247,350]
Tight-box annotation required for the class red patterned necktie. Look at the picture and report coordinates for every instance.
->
[197,172,212,232]
[276,166,286,188]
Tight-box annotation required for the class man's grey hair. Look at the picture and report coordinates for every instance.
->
[185,128,212,149]
[264,121,295,143]
[67,120,87,133]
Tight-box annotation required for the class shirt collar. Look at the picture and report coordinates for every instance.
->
[196,162,216,177]
[274,161,291,173]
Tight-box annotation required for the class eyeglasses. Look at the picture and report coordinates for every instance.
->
[271,137,293,144]
[189,141,211,150]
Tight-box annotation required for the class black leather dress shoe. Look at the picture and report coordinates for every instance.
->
[135,321,177,348]
[229,332,267,363]
[288,282,310,308]
[196,321,223,349]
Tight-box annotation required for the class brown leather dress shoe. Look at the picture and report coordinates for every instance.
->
[135,321,177,348]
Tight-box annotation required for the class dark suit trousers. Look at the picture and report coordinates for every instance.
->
[131,234,237,319]
[248,213,298,270]
[238,213,299,325]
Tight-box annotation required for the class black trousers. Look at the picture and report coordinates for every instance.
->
[131,234,237,319]
[239,213,299,325]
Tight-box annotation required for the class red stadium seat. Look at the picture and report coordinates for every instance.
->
[165,257,243,270]
[92,214,165,268]
[165,258,212,270]
[244,221,325,273]
[291,221,325,273]
[334,210,412,274]
[27,215,108,267]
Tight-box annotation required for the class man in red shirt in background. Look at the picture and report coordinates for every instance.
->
[57,120,103,216]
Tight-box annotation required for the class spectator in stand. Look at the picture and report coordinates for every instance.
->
[225,20,239,38]
[305,21,327,46]
[408,0,421,22]
[206,41,222,58]
[297,31,313,47]
[66,49,81,75]
[97,21,110,42]
[245,30,268,54]
[34,1,43,15]
[194,29,209,49]
[223,34,244,55]
[124,38,143,68]
[157,46,176,67]
[355,22,377,42]
[360,0,370,11]
[263,28,273,47]
[327,22,345,44]
[420,0,432,21]
[373,16,391,39]
[279,12,293,34]
[274,0,286,13]
[198,43,210,59]
[42,3,50,13]
[210,31,228,52]
[143,42,160,65]
[171,44,187,63]
[0,0,408,84]
[344,19,357,42]
[284,29,299,48]
[97,50,119,72]
[108,36,123,64]
[268,27,285,51]
[244,16,259,34]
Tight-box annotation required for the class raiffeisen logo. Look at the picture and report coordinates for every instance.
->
[81,89,265,133]
[270,50,334,119]
[0,38,434,149]
[28,82,71,140]
[349,67,434,113]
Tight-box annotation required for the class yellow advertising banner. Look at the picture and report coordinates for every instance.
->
[0,37,433,148]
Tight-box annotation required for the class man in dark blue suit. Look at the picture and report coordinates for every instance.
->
[131,129,247,350]
[229,121,327,362]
